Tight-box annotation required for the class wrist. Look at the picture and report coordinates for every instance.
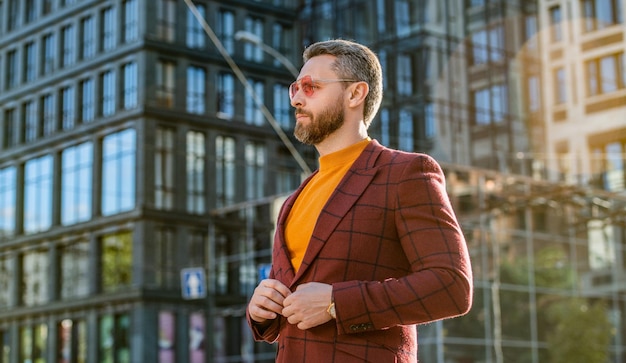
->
[326,296,336,319]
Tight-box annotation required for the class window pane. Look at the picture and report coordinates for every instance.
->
[123,62,138,109]
[0,255,14,307]
[60,241,90,299]
[22,250,49,306]
[155,127,175,210]
[102,129,136,215]
[102,232,133,292]
[24,155,53,234]
[159,311,175,363]
[186,131,205,214]
[187,66,206,114]
[0,167,17,239]
[189,312,205,363]
[62,142,93,224]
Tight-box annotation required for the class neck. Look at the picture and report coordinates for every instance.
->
[314,120,368,156]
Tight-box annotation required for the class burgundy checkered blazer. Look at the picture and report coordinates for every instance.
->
[247,140,473,362]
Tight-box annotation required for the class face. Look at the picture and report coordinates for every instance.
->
[290,55,349,145]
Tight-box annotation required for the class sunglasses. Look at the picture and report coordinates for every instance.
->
[289,75,359,99]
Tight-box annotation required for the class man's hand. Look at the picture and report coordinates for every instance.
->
[248,279,292,324]
[282,282,333,330]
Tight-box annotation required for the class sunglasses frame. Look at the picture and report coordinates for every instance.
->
[289,75,359,100]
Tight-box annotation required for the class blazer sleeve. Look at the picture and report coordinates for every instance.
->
[332,153,473,335]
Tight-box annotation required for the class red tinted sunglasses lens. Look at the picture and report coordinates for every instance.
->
[289,76,314,98]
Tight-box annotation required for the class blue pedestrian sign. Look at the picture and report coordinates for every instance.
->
[181,267,206,300]
[258,263,272,281]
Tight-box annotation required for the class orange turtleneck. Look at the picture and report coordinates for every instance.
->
[284,138,371,272]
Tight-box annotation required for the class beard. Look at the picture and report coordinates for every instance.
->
[294,99,345,145]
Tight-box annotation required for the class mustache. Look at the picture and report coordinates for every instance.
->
[294,108,313,118]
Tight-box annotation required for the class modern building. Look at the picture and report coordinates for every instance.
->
[0,0,308,362]
[1,0,626,362]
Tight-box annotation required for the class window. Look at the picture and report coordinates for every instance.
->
[42,93,56,136]
[524,15,538,49]
[217,72,235,119]
[471,25,505,65]
[6,49,17,89]
[376,0,387,34]
[101,232,133,292]
[473,84,509,125]
[189,231,207,268]
[3,108,18,147]
[154,229,176,288]
[23,100,37,142]
[586,53,625,96]
[24,42,36,82]
[43,33,56,75]
[25,0,35,23]
[102,129,136,215]
[244,17,264,62]
[43,0,52,14]
[98,313,130,362]
[187,131,205,214]
[156,60,175,108]
[582,0,623,32]
[0,255,14,307]
[595,141,626,191]
[187,66,206,114]
[527,75,541,112]
[218,10,235,54]
[62,142,93,225]
[216,136,236,208]
[22,250,49,306]
[186,3,205,48]
[549,6,563,42]
[81,16,95,59]
[273,83,291,129]
[61,86,75,130]
[155,127,175,210]
[554,67,567,104]
[62,24,76,67]
[0,166,16,238]
[395,0,410,36]
[399,109,413,151]
[101,7,116,51]
[245,141,266,201]
[271,23,290,69]
[123,0,138,43]
[245,80,264,125]
[397,54,413,96]
[58,319,87,363]
[157,0,176,42]
[24,155,53,234]
[101,70,115,116]
[80,78,95,122]
[7,0,17,30]
[59,242,90,299]
[19,324,48,362]
[123,62,138,110]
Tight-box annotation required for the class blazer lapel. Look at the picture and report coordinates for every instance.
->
[291,141,384,285]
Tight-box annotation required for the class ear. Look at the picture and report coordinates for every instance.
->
[347,81,369,108]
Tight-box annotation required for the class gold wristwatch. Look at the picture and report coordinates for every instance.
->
[327,300,336,319]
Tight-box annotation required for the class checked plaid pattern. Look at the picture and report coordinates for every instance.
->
[247,140,473,363]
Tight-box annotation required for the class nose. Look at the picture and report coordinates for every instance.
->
[290,89,304,108]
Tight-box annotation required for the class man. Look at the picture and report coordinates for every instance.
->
[246,39,473,362]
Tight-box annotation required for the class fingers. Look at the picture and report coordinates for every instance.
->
[248,279,291,323]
